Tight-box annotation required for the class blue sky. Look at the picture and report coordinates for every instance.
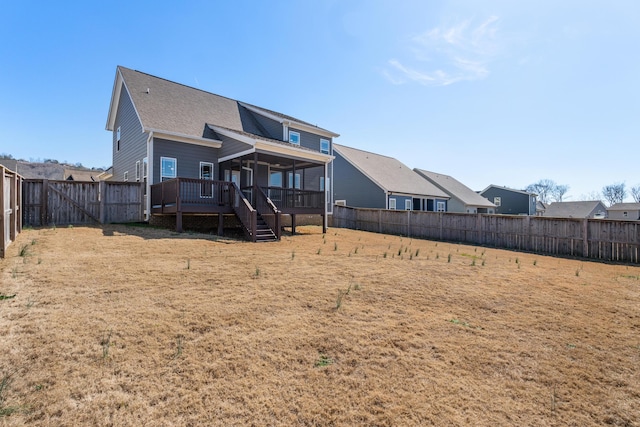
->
[1,1,638,200]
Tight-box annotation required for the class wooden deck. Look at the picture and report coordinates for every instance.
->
[150,178,326,239]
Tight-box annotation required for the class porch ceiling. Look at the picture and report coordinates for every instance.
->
[228,152,323,170]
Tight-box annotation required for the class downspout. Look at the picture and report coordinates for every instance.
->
[146,131,154,220]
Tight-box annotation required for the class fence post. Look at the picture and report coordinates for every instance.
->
[439,212,444,240]
[0,167,5,258]
[582,219,589,258]
[41,179,49,226]
[476,213,482,245]
[10,171,17,242]
[99,181,107,224]
[407,210,411,237]
[525,215,531,251]
[379,209,382,234]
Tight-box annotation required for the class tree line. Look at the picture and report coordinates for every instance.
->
[526,179,640,206]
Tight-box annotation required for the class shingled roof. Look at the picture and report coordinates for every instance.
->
[106,66,338,141]
[334,144,449,199]
[543,201,607,218]
[414,169,495,208]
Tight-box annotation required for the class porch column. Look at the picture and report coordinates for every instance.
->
[253,151,258,205]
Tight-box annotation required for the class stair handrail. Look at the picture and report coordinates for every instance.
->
[230,182,257,242]
[256,187,281,240]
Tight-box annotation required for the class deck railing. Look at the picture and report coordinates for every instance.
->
[151,178,234,213]
[264,187,324,210]
[256,187,281,240]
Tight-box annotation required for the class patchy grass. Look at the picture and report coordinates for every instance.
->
[0,225,638,426]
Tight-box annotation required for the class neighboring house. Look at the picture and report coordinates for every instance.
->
[414,169,495,214]
[332,144,449,211]
[607,203,640,221]
[106,66,338,239]
[479,185,537,215]
[543,201,608,219]
[64,170,102,181]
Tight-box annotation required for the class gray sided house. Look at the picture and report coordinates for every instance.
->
[106,66,338,239]
[607,203,640,221]
[332,144,449,211]
[543,201,608,219]
[480,185,537,215]
[414,169,495,214]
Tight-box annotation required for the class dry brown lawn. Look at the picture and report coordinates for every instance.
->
[0,224,639,426]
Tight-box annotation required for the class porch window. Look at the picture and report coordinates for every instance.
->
[161,157,177,181]
[437,201,446,212]
[288,172,301,189]
[289,131,300,146]
[320,139,329,154]
[270,171,283,187]
[389,198,396,210]
[319,176,324,191]
[405,199,412,210]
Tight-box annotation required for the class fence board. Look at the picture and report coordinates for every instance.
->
[1,165,22,258]
[333,205,640,264]
[22,180,143,227]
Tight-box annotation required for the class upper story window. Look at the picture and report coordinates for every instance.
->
[389,198,396,210]
[624,211,628,217]
[123,171,128,182]
[161,157,177,181]
[494,197,501,207]
[135,161,141,181]
[437,201,446,212]
[405,199,412,210]
[289,131,300,146]
[116,126,121,152]
[320,139,330,154]
[142,157,148,179]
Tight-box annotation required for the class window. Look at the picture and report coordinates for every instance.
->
[161,157,177,181]
[319,176,325,191]
[135,161,141,181]
[437,201,446,212]
[142,157,148,179]
[116,126,121,152]
[494,197,501,207]
[624,211,628,217]
[200,162,214,180]
[200,162,214,198]
[405,199,412,210]
[289,131,300,146]
[123,171,129,182]
[288,172,301,189]
[320,139,330,154]
[389,198,396,210]
[270,171,283,187]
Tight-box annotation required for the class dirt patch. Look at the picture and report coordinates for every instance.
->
[1,225,639,426]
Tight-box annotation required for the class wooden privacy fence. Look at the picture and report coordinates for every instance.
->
[332,205,640,264]
[22,180,144,227]
[1,165,23,258]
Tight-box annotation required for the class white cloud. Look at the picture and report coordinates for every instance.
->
[383,16,500,87]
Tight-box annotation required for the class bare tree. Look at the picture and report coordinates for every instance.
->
[550,184,570,202]
[526,179,556,204]
[578,190,602,201]
[601,183,626,207]
[631,185,640,203]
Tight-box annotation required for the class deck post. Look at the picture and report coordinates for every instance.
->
[176,178,183,232]
[322,214,327,234]
[99,181,107,224]
[41,179,49,226]
[291,214,296,235]
[218,213,224,236]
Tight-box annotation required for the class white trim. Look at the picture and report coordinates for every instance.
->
[238,102,340,138]
[106,69,144,132]
[218,148,256,163]
[147,129,222,148]
[135,160,141,181]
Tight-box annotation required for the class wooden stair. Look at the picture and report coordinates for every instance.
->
[254,214,278,242]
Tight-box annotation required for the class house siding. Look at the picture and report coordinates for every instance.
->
[152,138,219,184]
[608,209,640,221]
[289,127,331,153]
[218,134,253,159]
[333,151,385,208]
[113,85,147,182]
[481,188,534,215]
[249,110,282,140]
